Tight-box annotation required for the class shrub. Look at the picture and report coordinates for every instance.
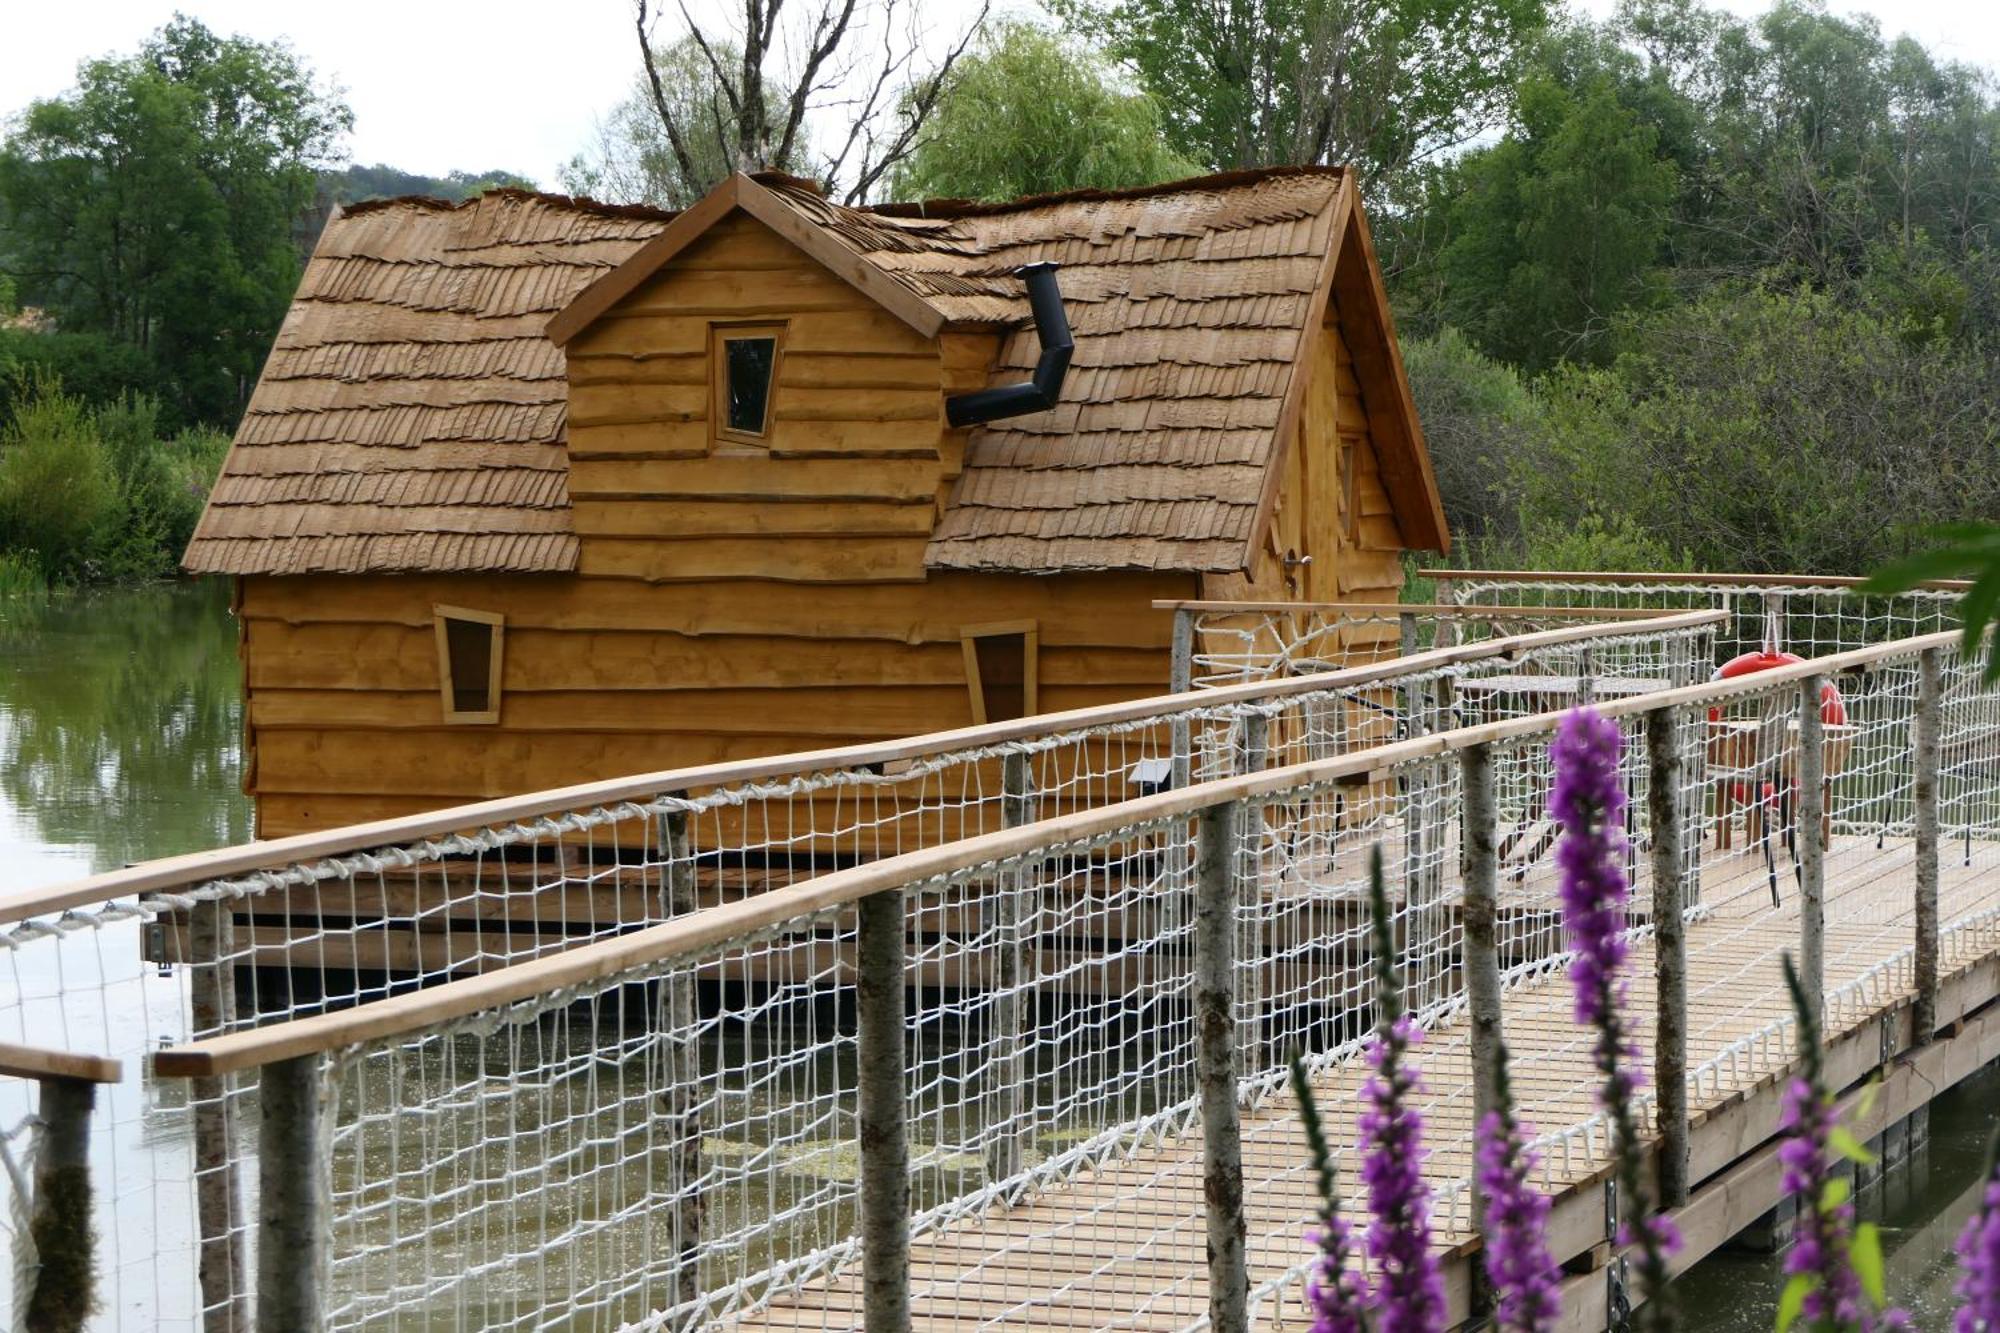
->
[0,375,120,583]
[0,374,230,585]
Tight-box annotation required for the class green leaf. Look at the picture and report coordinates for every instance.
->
[1852,1222,1887,1307]
[1828,1125,1876,1166]
[1775,1273,1812,1333]
[1820,1175,1851,1212]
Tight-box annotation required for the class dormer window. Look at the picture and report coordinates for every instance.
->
[711,322,784,447]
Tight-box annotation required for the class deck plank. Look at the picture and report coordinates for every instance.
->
[727,832,2000,1331]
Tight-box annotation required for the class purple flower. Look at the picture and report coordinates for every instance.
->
[1778,955,1910,1333]
[1550,710,1680,1326]
[1954,1145,2000,1333]
[1476,1053,1560,1333]
[1291,1058,1368,1333]
[1359,1016,1444,1333]
[1307,1210,1369,1333]
[1358,847,1446,1333]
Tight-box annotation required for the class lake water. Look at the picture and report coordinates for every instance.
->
[0,582,1993,1328]
[0,579,249,890]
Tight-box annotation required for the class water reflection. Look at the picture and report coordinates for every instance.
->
[0,580,250,885]
[1681,1060,2000,1330]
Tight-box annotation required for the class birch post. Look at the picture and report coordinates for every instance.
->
[857,888,911,1333]
[22,1077,97,1333]
[257,1054,325,1333]
[1647,706,1691,1206]
[1459,744,1504,1149]
[1235,715,1269,1069]
[1170,607,1195,792]
[1798,677,1827,1025]
[1194,800,1248,1333]
[988,752,1035,1185]
[660,808,704,1310]
[189,898,247,1331]
[1913,648,1942,1041]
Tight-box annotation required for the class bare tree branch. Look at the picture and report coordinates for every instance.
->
[631,0,985,199]
[774,0,860,170]
[635,0,704,193]
[841,0,988,203]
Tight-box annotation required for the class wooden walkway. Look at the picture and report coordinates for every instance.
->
[730,833,2000,1331]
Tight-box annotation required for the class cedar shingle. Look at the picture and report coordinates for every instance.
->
[190,170,1358,577]
[185,191,671,576]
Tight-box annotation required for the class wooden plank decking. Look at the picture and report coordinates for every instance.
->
[730,832,2000,1331]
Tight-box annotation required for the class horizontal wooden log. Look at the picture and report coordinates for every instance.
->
[571,309,931,358]
[575,535,930,584]
[249,680,1154,735]
[244,622,1164,693]
[567,456,944,502]
[567,381,707,423]
[571,499,939,539]
[237,571,1191,645]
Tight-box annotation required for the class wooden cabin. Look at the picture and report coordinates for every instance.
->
[184,167,1448,838]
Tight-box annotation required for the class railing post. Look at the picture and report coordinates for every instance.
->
[857,887,911,1333]
[988,752,1034,1186]
[190,897,248,1332]
[1460,744,1503,1159]
[1194,800,1248,1333]
[257,1054,325,1333]
[1914,648,1942,1041]
[1763,590,1789,655]
[1170,608,1195,791]
[1235,716,1269,1074]
[1646,706,1691,1207]
[22,1076,98,1333]
[1434,577,1458,648]
[1798,676,1827,1025]
[660,808,704,1310]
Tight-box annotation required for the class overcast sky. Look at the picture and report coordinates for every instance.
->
[3,0,1997,188]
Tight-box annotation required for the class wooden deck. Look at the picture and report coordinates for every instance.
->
[730,832,2000,1331]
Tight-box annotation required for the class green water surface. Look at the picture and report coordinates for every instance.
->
[0,579,249,890]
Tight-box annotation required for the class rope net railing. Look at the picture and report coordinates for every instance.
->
[1435,570,1966,664]
[145,622,2000,1333]
[0,610,1717,1329]
[1162,599,1680,689]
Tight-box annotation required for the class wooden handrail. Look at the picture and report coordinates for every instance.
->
[1424,569,1972,593]
[1152,600,1675,619]
[0,1041,122,1085]
[153,623,1951,1080]
[0,609,1724,927]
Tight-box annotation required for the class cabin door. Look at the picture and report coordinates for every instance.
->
[1277,419,1340,602]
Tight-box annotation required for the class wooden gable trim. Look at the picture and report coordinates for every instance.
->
[1236,177,1354,576]
[1328,199,1449,554]
[546,173,947,348]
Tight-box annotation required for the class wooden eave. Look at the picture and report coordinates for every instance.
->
[1330,200,1449,554]
[546,173,949,348]
[1235,182,1449,570]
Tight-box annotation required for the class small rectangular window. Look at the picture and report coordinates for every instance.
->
[434,605,504,724]
[960,621,1039,725]
[711,322,785,447]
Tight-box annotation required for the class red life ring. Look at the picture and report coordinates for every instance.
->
[1707,650,1847,724]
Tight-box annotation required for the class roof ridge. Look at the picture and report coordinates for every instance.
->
[339,187,682,224]
[864,164,1347,220]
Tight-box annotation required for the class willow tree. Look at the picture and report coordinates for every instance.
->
[889,23,1196,202]
[1052,0,1550,194]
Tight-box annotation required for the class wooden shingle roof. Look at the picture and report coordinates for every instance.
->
[190,169,1443,578]
[183,190,673,576]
